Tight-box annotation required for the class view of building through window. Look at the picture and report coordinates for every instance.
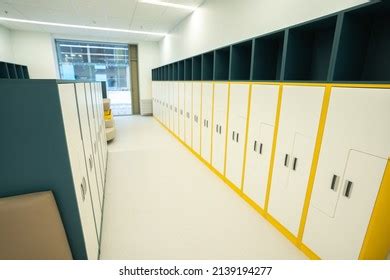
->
[56,39,132,115]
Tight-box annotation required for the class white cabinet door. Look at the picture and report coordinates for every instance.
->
[58,83,99,260]
[168,83,173,131]
[201,82,213,163]
[178,82,185,141]
[303,87,390,259]
[75,83,102,240]
[184,82,192,146]
[211,83,229,174]
[173,82,179,136]
[268,86,324,236]
[243,84,279,208]
[192,82,202,154]
[225,84,250,187]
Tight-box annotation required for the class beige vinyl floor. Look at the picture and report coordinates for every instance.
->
[99,116,306,259]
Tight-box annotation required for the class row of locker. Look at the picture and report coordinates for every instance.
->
[59,82,108,259]
[152,81,390,259]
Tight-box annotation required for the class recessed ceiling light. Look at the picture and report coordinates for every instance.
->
[0,17,166,36]
[138,0,196,11]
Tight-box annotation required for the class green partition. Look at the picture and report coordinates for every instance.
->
[231,40,253,81]
[173,63,178,80]
[0,62,10,79]
[178,61,184,80]
[192,55,202,81]
[333,2,390,81]
[184,58,192,80]
[252,31,285,80]
[215,47,231,81]
[284,15,337,81]
[15,64,25,79]
[202,51,214,80]
[164,65,168,80]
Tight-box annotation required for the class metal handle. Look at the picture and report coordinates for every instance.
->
[292,157,298,171]
[80,177,86,201]
[216,124,218,133]
[232,131,235,140]
[344,180,353,198]
[89,156,93,170]
[284,154,289,167]
[219,125,222,134]
[330,175,339,191]
[254,140,257,152]
[236,133,239,143]
[259,143,263,154]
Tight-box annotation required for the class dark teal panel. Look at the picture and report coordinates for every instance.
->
[0,62,10,79]
[6,63,17,79]
[231,40,252,81]
[178,61,184,80]
[0,80,87,259]
[184,58,192,80]
[202,51,214,80]
[192,55,202,81]
[214,47,230,81]
[15,65,24,79]
[333,1,390,81]
[252,31,285,81]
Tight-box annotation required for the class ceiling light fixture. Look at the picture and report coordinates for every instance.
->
[138,0,196,11]
[0,17,166,36]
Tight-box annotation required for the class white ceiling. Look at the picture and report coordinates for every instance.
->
[0,0,204,41]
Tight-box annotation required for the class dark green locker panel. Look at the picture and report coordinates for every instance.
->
[231,40,253,81]
[152,69,155,81]
[0,62,10,79]
[252,31,285,80]
[215,46,231,81]
[164,65,168,80]
[172,63,178,80]
[202,51,214,80]
[192,55,202,81]
[333,2,390,81]
[168,64,173,81]
[22,66,29,79]
[178,60,184,80]
[284,15,337,81]
[7,63,17,79]
[184,58,192,80]
[158,67,162,81]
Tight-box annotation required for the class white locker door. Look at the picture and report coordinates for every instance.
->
[268,86,324,236]
[211,83,229,174]
[96,83,107,173]
[201,82,213,163]
[75,83,102,239]
[85,84,104,201]
[192,82,202,154]
[169,82,174,131]
[184,82,192,146]
[225,84,250,187]
[173,82,179,136]
[243,84,279,208]
[178,82,185,141]
[303,87,390,259]
[58,83,99,260]
[163,83,168,126]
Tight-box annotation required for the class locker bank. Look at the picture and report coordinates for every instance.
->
[0,0,389,260]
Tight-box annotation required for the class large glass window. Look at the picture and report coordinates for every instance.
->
[55,39,132,116]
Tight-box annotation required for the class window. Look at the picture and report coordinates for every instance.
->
[55,39,132,115]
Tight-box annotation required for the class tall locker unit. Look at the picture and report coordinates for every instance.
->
[201,82,214,163]
[225,84,250,187]
[184,82,192,146]
[157,82,162,121]
[173,82,179,136]
[0,80,105,259]
[243,84,279,207]
[163,83,169,127]
[85,83,104,205]
[268,85,325,236]
[303,87,390,259]
[168,82,174,131]
[95,82,108,173]
[75,83,103,239]
[192,82,202,154]
[178,82,185,140]
[211,83,229,174]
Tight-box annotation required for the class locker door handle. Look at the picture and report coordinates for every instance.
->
[254,140,257,152]
[232,131,235,141]
[292,157,298,171]
[259,143,263,154]
[89,156,93,170]
[216,124,218,133]
[343,180,353,198]
[284,154,289,167]
[219,125,222,134]
[236,133,239,143]
[80,177,87,202]
[330,175,339,191]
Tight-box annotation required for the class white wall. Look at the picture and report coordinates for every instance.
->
[159,0,369,64]
[11,31,57,79]
[138,41,160,100]
[0,25,14,62]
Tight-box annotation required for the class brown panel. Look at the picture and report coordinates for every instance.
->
[129,44,140,115]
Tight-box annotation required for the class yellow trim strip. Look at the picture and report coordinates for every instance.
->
[223,82,231,176]
[210,83,215,164]
[297,85,332,244]
[301,243,321,260]
[264,85,283,212]
[359,159,390,260]
[240,84,253,191]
